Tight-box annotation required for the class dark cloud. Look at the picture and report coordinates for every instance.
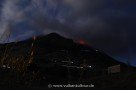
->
[0,0,136,65]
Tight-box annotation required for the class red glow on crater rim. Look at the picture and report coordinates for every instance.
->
[78,39,87,45]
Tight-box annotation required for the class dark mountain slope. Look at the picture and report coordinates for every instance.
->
[0,33,130,70]
[0,33,128,66]
[0,33,136,89]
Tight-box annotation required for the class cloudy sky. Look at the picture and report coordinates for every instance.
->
[0,0,136,66]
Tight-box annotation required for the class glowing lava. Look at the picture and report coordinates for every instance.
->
[33,36,36,41]
[78,39,87,45]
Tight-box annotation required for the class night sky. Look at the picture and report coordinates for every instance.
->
[0,0,136,66]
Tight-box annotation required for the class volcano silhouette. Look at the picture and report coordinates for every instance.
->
[0,32,135,89]
[0,33,129,68]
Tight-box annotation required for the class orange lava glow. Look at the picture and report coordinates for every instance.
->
[33,36,36,41]
[79,39,87,45]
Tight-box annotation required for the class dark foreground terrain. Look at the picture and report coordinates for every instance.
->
[0,68,136,90]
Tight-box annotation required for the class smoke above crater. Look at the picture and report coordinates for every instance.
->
[0,0,136,65]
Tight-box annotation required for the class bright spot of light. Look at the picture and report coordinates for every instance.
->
[2,65,6,68]
[88,66,92,68]
[7,66,11,69]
